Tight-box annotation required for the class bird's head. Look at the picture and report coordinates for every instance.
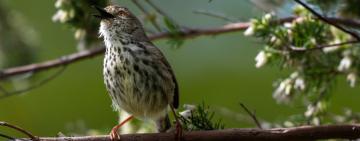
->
[94,5,146,40]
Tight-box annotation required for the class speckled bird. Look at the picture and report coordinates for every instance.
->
[94,5,180,140]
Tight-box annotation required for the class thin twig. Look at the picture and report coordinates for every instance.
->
[144,0,171,19]
[0,46,103,79]
[131,0,162,32]
[144,0,179,26]
[0,65,67,99]
[193,10,236,22]
[0,121,38,141]
[294,0,360,41]
[239,103,262,129]
[289,40,360,51]
[0,132,15,140]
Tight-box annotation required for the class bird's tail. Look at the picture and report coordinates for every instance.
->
[156,114,171,132]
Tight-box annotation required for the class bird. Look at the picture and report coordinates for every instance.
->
[94,5,181,140]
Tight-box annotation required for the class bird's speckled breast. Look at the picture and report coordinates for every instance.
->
[103,39,170,120]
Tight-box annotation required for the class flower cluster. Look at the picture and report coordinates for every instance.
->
[273,72,306,103]
[52,0,75,23]
[52,0,108,50]
[244,4,360,121]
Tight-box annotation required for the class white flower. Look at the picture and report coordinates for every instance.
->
[283,22,292,28]
[294,77,305,90]
[310,38,316,45]
[52,10,69,23]
[264,13,272,20]
[323,39,341,53]
[290,72,299,79]
[287,29,292,36]
[311,117,320,126]
[255,51,268,68]
[55,0,66,8]
[270,36,281,46]
[179,104,196,119]
[183,104,196,110]
[284,84,292,95]
[75,29,86,40]
[273,79,292,103]
[69,9,76,19]
[244,26,255,36]
[347,72,357,87]
[323,46,340,53]
[295,17,305,23]
[337,56,352,72]
[305,105,315,117]
[284,121,294,127]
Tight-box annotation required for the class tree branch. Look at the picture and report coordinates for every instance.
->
[0,65,67,99]
[0,17,360,79]
[294,0,360,41]
[13,124,360,141]
[0,121,38,141]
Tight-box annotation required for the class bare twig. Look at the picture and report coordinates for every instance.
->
[143,0,181,28]
[0,132,15,140]
[0,121,38,141]
[144,0,172,21]
[239,103,262,129]
[16,124,360,141]
[289,40,360,51]
[0,65,67,99]
[131,0,162,32]
[0,46,103,79]
[0,17,360,80]
[193,10,236,22]
[294,0,360,41]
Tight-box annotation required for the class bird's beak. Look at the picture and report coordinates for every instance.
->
[93,5,115,19]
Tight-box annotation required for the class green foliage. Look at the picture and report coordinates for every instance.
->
[52,0,109,50]
[245,3,360,122]
[309,0,360,18]
[179,103,225,131]
[163,17,185,48]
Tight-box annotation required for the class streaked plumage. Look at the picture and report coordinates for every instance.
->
[97,5,179,133]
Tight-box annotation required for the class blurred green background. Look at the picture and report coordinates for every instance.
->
[1,0,360,137]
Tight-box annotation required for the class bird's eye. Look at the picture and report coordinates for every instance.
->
[117,11,128,16]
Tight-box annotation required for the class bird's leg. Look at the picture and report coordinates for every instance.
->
[110,115,134,141]
[170,105,183,141]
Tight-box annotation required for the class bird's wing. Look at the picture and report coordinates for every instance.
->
[142,42,179,109]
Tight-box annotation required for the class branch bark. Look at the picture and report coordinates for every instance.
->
[17,124,360,141]
[0,17,359,79]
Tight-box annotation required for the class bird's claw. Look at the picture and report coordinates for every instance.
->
[175,121,183,141]
[110,126,121,141]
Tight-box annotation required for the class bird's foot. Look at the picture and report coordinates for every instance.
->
[175,120,183,141]
[109,115,134,141]
[110,125,121,141]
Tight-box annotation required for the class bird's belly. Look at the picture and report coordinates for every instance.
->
[103,55,168,120]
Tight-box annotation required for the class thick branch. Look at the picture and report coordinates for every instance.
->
[0,17,360,79]
[17,124,360,141]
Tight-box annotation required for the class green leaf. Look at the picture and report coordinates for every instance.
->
[163,17,185,48]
